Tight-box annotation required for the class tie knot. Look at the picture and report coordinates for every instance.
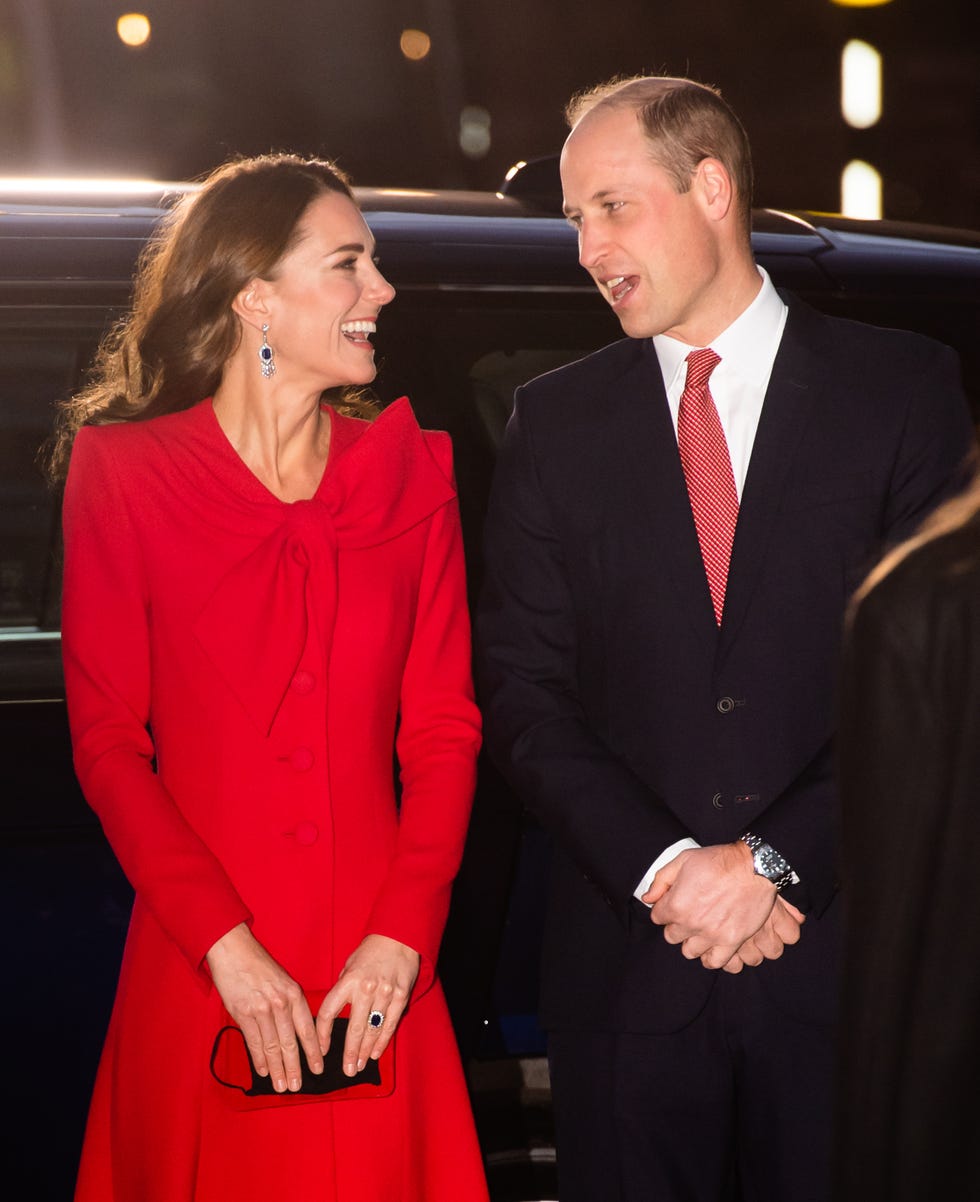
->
[685,347,721,391]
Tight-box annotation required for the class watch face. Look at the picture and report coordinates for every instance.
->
[755,844,790,882]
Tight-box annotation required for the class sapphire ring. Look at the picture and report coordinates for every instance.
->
[368,1010,385,1030]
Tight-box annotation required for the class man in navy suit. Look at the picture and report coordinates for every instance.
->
[476,76,974,1202]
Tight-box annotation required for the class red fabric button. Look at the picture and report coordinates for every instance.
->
[294,821,319,846]
[290,747,315,772]
[291,670,316,695]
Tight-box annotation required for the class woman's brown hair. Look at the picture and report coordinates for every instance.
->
[48,153,358,480]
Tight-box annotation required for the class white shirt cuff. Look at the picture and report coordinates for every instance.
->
[634,837,701,905]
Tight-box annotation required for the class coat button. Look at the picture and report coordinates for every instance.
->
[288,535,310,567]
[290,747,315,772]
[716,696,735,714]
[294,821,319,846]
[712,792,724,809]
[291,670,316,695]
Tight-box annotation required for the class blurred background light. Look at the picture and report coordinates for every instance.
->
[841,39,882,128]
[116,13,151,48]
[459,105,491,159]
[830,0,893,7]
[400,29,431,62]
[0,0,973,229]
[841,159,883,218]
[0,177,171,194]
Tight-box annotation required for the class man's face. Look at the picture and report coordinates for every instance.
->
[560,105,723,344]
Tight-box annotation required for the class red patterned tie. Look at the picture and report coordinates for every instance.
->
[677,348,739,625]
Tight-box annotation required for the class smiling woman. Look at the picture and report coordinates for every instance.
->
[210,187,395,501]
[51,154,489,1202]
[49,156,368,457]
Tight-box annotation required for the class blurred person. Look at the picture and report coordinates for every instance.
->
[836,466,980,1202]
[476,74,975,1202]
[51,154,488,1202]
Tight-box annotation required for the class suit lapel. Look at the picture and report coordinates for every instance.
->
[718,299,830,657]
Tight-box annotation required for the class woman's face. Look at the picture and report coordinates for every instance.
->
[259,191,395,390]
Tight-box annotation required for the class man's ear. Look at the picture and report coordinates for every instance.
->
[695,157,735,223]
[232,281,272,331]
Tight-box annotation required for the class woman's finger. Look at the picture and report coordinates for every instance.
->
[353,978,412,1070]
[343,975,386,1075]
[271,998,313,1092]
[240,1015,270,1080]
[254,1006,290,1093]
[291,996,323,1077]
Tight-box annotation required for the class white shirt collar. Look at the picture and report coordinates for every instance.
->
[652,267,787,392]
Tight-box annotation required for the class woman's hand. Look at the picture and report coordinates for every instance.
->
[316,934,420,1077]
[205,922,322,1093]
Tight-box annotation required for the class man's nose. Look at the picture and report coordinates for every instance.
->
[577,221,606,270]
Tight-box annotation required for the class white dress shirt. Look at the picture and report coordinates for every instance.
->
[634,269,790,901]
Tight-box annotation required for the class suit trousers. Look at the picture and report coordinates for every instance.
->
[548,969,834,1202]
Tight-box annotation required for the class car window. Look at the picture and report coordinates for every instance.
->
[0,336,88,631]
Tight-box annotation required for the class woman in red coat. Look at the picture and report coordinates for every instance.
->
[53,155,488,1201]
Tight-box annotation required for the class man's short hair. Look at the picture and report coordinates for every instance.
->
[566,76,754,233]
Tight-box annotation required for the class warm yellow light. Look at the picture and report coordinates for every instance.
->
[841,160,882,218]
[830,0,893,7]
[400,29,431,61]
[373,188,438,199]
[117,13,151,47]
[504,161,527,183]
[841,39,882,128]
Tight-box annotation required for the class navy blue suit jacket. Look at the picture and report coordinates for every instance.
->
[477,294,975,1034]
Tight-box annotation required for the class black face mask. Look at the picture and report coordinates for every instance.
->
[210,1016,382,1097]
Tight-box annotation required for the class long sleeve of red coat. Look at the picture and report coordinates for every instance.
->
[62,428,253,975]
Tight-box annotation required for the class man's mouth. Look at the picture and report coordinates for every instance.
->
[605,275,637,304]
[340,319,377,345]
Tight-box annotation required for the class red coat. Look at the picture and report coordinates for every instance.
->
[62,397,488,1201]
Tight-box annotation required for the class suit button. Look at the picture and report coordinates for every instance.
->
[291,670,316,695]
[716,696,735,714]
[294,821,319,846]
[712,792,724,809]
[290,747,315,772]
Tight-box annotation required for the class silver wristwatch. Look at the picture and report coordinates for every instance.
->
[740,832,795,892]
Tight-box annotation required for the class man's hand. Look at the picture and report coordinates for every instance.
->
[642,842,781,969]
[718,896,806,973]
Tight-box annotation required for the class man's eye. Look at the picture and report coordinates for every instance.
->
[336,257,357,270]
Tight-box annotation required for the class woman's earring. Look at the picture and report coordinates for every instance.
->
[258,324,276,378]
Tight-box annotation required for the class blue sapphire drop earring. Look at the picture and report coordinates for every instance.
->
[258,324,276,378]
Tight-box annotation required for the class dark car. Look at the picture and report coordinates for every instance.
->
[2,171,978,1201]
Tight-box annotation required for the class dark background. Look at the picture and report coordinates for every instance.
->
[1,0,977,229]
